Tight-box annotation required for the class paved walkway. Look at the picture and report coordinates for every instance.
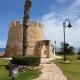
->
[33,58,67,80]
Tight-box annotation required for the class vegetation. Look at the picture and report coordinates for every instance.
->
[0,59,10,80]
[12,55,41,66]
[0,58,40,80]
[54,55,80,80]
[58,42,74,55]
[16,70,40,80]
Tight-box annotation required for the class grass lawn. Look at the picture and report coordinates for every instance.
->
[0,59,40,80]
[16,70,40,80]
[54,55,80,80]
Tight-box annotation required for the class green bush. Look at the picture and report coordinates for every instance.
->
[11,55,41,66]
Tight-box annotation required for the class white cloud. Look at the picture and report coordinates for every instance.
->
[41,13,63,47]
[41,0,80,47]
[42,13,55,21]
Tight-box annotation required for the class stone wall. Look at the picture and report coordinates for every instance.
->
[27,21,44,56]
[4,21,23,57]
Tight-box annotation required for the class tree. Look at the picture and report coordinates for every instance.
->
[68,46,74,53]
[59,42,74,55]
[77,48,80,54]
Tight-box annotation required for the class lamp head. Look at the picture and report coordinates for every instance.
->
[67,22,72,28]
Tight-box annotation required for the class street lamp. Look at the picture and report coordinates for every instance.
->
[63,19,72,62]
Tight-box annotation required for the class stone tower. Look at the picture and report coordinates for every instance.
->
[4,21,23,57]
[4,21,54,58]
[4,21,45,57]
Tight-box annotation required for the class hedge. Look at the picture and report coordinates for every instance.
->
[11,55,41,66]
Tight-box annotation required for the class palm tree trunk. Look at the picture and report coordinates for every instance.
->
[22,0,32,56]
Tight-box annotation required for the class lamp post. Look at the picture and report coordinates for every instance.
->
[63,19,72,62]
[54,41,56,54]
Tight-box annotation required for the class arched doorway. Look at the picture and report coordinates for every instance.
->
[41,45,47,58]
[37,40,54,58]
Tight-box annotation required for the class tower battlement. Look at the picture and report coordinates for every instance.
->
[10,21,43,28]
[28,21,43,27]
[10,21,22,27]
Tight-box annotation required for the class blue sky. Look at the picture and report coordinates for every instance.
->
[0,0,80,48]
